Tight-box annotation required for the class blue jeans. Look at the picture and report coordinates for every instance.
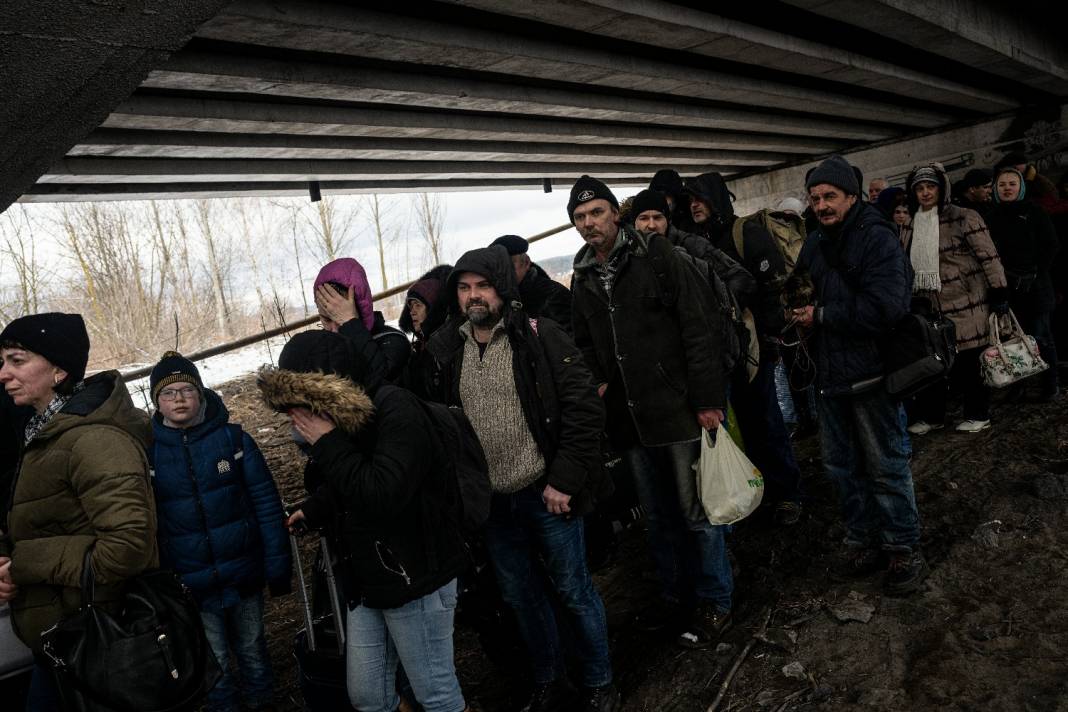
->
[346,579,465,712]
[817,389,921,553]
[624,441,733,612]
[199,591,274,712]
[27,662,60,712]
[484,485,612,688]
[731,355,803,504]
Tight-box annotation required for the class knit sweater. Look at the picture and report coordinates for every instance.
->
[458,321,545,493]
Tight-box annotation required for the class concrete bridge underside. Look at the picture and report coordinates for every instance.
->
[3,0,1066,207]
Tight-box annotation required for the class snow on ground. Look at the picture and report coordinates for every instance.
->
[121,332,295,411]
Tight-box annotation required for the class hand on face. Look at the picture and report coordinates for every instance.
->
[288,407,336,446]
[315,284,359,332]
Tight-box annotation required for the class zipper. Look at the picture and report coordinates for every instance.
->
[156,633,179,680]
[374,541,411,585]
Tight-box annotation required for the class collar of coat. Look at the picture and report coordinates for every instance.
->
[257,367,374,435]
[572,224,647,273]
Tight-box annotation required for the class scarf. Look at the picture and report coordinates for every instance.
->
[910,208,941,292]
[23,381,85,444]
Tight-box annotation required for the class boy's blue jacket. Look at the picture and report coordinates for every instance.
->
[150,389,291,610]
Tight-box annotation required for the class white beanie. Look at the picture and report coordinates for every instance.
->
[776,197,805,215]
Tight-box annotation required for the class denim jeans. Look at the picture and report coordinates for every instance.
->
[731,355,803,504]
[199,591,274,712]
[27,661,61,712]
[346,579,465,712]
[817,389,921,553]
[624,441,733,612]
[484,485,613,688]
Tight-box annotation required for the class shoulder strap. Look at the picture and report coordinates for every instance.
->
[731,214,749,260]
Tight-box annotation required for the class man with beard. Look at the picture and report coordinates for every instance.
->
[426,245,618,712]
[684,173,804,525]
[569,175,735,649]
[791,155,927,595]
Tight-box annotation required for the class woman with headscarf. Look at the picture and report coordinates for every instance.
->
[0,313,157,711]
[900,163,1008,434]
[986,166,1060,401]
[874,186,910,229]
[313,257,410,390]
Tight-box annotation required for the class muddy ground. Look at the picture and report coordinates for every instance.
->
[218,373,1068,712]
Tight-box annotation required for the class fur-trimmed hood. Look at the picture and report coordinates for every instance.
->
[257,367,374,434]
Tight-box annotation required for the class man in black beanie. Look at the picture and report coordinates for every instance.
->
[489,234,573,331]
[794,154,928,595]
[952,168,993,220]
[649,169,696,232]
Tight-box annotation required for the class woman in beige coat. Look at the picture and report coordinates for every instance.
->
[900,163,1008,434]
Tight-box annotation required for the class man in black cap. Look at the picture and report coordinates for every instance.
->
[792,154,927,595]
[489,234,573,332]
[953,168,994,221]
[569,175,737,650]
[649,169,696,232]
[683,173,804,526]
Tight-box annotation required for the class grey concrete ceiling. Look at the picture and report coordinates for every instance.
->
[9,0,1068,203]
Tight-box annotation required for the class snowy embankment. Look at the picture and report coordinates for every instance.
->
[121,333,293,411]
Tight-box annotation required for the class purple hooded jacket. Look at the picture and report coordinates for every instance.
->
[314,258,375,332]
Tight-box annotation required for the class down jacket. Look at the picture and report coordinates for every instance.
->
[901,172,1007,351]
[150,389,291,611]
[426,246,611,515]
[794,202,912,397]
[572,225,726,447]
[1,371,158,652]
[259,363,468,610]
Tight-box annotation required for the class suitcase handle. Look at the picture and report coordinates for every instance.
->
[285,500,345,656]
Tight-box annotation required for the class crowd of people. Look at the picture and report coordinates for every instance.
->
[1,149,1065,712]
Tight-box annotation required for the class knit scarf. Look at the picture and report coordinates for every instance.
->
[910,208,941,292]
[23,381,85,444]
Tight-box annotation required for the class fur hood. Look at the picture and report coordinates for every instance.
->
[257,367,374,434]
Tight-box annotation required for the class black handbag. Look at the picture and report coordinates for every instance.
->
[40,552,222,712]
[880,309,957,399]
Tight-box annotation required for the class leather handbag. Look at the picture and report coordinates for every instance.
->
[40,552,221,712]
[980,311,1048,388]
[880,310,957,398]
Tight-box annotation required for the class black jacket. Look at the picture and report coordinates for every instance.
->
[794,202,911,397]
[664,225,757,308]
[426,246,611,515]
[986,199,1059,313]
[338,311,410,393]
[571,226,726,448]
[399,266,453,400]
[518,263,573,333]
[259,368,468,610]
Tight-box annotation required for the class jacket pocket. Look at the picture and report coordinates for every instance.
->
[655,362,686,395]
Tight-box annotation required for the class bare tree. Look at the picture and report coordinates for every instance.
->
[193,200,235,338]
[364,194,398,291]
[0,206,44,320]
[413,192,447,266]
[302,196,360,263]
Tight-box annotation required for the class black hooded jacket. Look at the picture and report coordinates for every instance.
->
[518,262,573,333]
[686,172,789,339]
[399,265,453,398]
[425,246,611,515]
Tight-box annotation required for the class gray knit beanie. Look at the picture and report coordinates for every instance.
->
[805,155,860,196]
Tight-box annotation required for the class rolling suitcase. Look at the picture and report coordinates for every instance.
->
[290,529,353,711]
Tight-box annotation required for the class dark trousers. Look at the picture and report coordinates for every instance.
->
[730,354,802,504]
[1015,307,1059,395]
[910,346,990,423]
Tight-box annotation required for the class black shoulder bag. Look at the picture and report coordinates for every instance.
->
[40,552,222,712]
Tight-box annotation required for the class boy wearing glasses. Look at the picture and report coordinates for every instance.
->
[148,351,291,712]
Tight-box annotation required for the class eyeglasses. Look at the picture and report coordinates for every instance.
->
[158,386,198,401]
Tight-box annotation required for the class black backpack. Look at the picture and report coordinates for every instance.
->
[417,399,491,534]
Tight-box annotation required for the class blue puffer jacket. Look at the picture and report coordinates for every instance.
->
[797,202,911,397]
[150,389,291,610]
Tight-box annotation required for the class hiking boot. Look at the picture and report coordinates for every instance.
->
[884,551,929,596]
[634,599,683,633]
[955,419,991,433]
[831,547,886,581]
[518,678,575,712]
[677,601,732,649]
[773,501,802,526]
[580,683,621,712]
[907,421,943,435]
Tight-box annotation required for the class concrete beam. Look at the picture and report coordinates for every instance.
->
[71,129,792,166]
[785,0,1068,95]
[440,0,1019,112]
[104,95,859,151]
[145,50,901,139]
[196,1,957,128]
[0,0,230,212]
[40,157,741,184]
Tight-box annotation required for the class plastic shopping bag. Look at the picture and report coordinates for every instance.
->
[694,427,764,525]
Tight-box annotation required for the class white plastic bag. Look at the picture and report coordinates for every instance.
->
[694,428,764,525]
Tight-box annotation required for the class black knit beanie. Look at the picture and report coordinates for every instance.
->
[490,234,529,256]
[649,169,684,196]
[629,189,670,222]
[960,168,993,189]
[150,351,203,404]
[567,175,619,223]
[0,312,90,385]
[805,155,860,196]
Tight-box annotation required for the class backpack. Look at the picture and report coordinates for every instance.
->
[731,209,807,280]
[647,235,754,377]
[416,398,491,534]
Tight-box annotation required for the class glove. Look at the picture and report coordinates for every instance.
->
[987,286,1010,315]
[992,302,1010,316]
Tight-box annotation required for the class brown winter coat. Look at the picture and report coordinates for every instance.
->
[0,371,158,652]
[901,204,1007,350]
